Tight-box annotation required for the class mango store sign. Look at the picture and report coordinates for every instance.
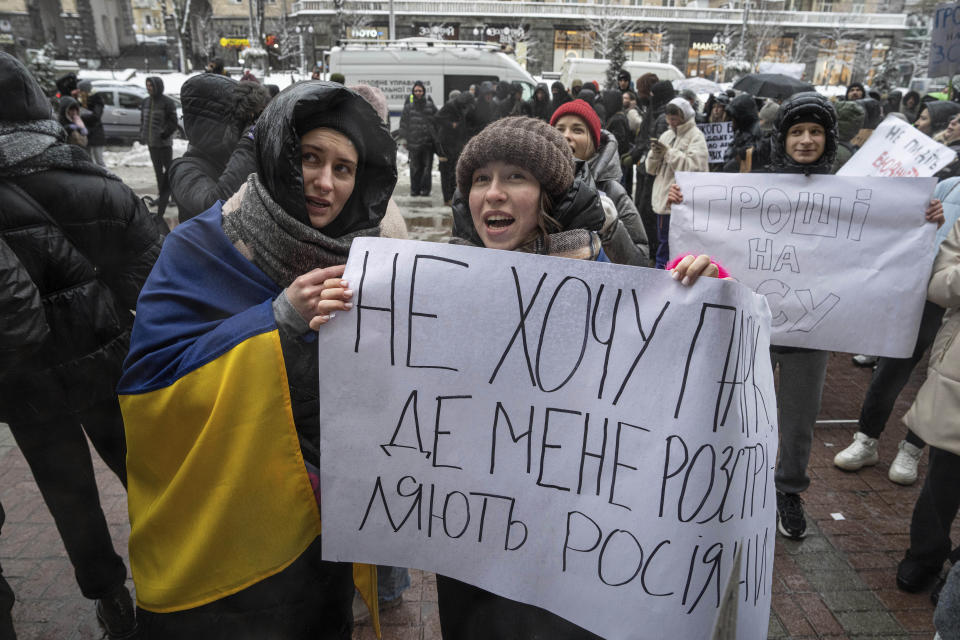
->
[838,114,957,178]
[671,172,937,357]
[319,238,777,640]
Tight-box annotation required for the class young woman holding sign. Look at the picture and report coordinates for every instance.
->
[117,81,400,637]
[442,115,724,639]
[666,92,944,543]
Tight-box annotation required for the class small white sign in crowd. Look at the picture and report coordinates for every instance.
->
[838,114,958,178]
[671,171,937,357]
[698,121,736,164]
[319,238,778,640]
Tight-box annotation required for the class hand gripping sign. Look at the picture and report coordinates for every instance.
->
[319,238,777,640]
[670,172,937,357]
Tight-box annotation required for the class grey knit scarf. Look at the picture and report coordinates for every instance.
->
[0,119,116,179]
[222,173,380,288]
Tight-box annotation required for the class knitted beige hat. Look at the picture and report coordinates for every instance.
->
[455,116,575,201]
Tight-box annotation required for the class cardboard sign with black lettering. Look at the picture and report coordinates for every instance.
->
[671,172,938,356]
[698,121,735,164]
[319,238,777,640]
[930,2,960,78]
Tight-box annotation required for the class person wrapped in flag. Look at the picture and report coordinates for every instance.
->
[117,81,398,638]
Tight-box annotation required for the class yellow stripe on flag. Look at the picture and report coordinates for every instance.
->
[120,330,321,612]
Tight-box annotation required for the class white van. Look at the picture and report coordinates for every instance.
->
[559,57,684,91]
[327,39,537,129]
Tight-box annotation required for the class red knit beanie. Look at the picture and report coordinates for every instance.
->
[549,99,602,149]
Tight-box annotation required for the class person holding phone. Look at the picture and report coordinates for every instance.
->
[644,97,708,268]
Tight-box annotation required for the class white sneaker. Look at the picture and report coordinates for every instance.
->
[888,440,923,485]
[833,432,879,470]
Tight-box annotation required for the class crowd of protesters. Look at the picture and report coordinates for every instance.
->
[2,48,960,640]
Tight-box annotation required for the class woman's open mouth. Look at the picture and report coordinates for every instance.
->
[306,196,331,214]
[483,212,516,231]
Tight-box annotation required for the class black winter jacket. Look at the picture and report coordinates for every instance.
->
[0,235,49,372]
[587,132,649,265]
[468,82,500,136]
[527,84,553,122]
[139,76,178,148]
[434,92,474,160]
[398,93,437,150]
[0,169,162,423]
[168,74,263,222]
[722,94,763,172]
[80,92,106,146]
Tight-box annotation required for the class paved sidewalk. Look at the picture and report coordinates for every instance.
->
[1,352,955,639]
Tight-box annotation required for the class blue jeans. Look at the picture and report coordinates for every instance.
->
[377,566,410,602]
[655,213,671,269]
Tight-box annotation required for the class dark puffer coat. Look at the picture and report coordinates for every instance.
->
[435,91,475,159]
[600,89,632,156]
[527,83,553,122]
[139,76,178,148]
[627,80,675,163]
[587,131,648,264]
[856,97,882,130]
[167,74,268,222]
[468,81,500,136]
[398,82,437,150]
[550,81,572,114]
[0,54,163,424]
[722,94,763,172]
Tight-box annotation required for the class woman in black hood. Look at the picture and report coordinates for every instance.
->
[915,100,960,138]
[123,81,397,637]
[550,80,572,114]
[722,93,762,173]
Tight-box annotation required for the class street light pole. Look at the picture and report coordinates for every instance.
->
[389,0,395,40]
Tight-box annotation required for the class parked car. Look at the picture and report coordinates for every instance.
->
[89,80,184,144]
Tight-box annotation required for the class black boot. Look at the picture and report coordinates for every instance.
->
[96,585,138,639]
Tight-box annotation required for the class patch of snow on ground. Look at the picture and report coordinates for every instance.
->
[105,139,187,168]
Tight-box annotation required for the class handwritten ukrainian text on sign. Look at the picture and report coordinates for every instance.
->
[319,238,777,640]
[671,172,937,357]
[699,121,736,164]
[930,2,960,78]
[838,114,957,178]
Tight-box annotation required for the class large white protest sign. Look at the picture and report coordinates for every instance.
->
[671,172,938,357]
[930,2,960,78]
[838,114,958,178]
[319,238,777,640]
[699,121,735,164]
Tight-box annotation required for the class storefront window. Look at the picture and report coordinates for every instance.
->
[814,38,856,85]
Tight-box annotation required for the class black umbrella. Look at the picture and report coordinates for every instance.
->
[733,73,815,101]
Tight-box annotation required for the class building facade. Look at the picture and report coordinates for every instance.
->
[0,0,134,59]
[194,0,912,84]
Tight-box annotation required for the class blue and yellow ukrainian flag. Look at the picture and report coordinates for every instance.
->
[118,208,379,632]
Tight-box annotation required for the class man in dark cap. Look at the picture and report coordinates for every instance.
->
[617,69,633,92]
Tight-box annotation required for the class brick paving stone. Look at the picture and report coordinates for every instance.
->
[891,607,937,633]
[817,589,885,612]
[835,610,903,635]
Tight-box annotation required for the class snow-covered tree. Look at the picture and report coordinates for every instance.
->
[586,5,639,61]
[26,44,58,96]
[160,0,193,72]
[605,37,626,90]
